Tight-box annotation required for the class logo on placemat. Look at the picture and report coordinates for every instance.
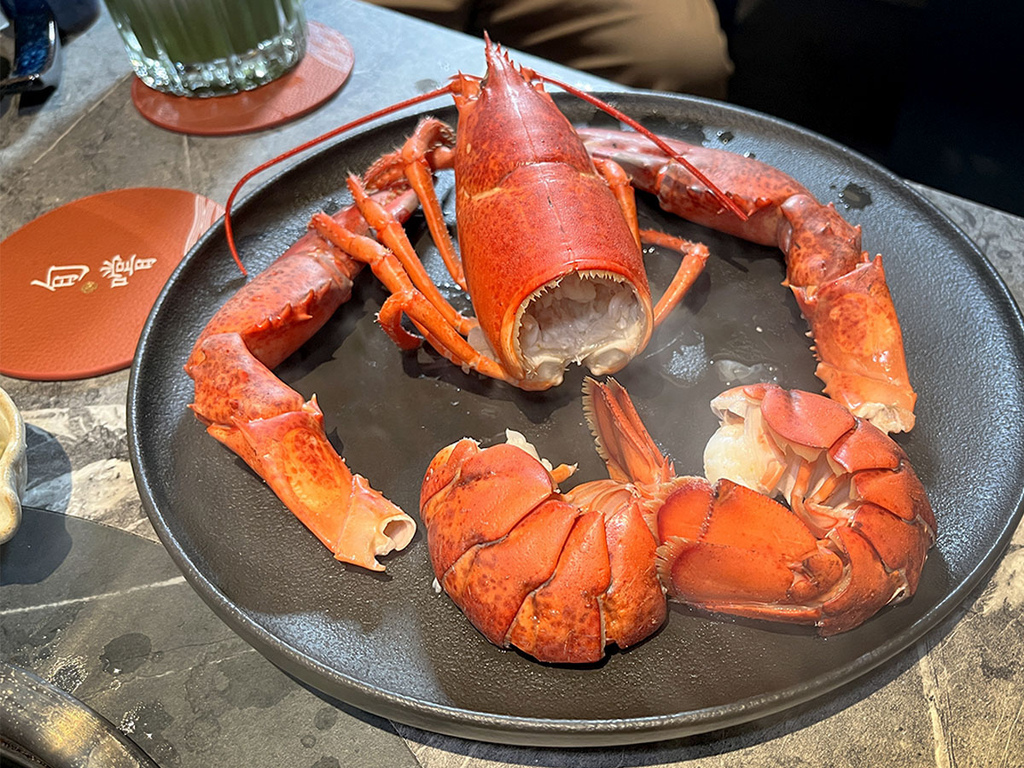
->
[99,254,157,288]
[30,265,91,291]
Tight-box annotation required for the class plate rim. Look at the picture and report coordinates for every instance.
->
[128,90,1024,747]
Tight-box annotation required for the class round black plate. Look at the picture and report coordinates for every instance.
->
[128,92,1024,746]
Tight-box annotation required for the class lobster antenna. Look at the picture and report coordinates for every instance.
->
[224,83,456,276]
[534,74,749,222]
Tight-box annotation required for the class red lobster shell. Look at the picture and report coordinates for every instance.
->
[655,383,936,635]
[419,379,668,664]
[421,379,936,660]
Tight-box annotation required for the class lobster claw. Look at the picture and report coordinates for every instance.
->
[185,191,422,571]
[656,478,843,624]
[656,383,935,635]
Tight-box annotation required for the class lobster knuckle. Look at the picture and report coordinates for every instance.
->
[582,126,916,435]
[198,256,352,371]
[778,194,863,288]
[805,259,902,359]
[188,333,306,426]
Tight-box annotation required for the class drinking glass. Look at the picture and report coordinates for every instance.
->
[102,0,307,97]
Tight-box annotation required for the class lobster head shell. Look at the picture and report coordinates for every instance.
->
[451,42,654,389]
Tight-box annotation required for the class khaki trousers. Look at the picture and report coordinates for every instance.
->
[365,0,733,98]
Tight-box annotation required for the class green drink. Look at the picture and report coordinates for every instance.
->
[103,0,307,97]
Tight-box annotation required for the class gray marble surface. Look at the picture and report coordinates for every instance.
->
[2,1,1023,766]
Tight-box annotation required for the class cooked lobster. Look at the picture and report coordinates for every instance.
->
[188,39,734,569]
[186,189,420,571]
[422,379,935,661]
[306,44,728,391]
[187,36,920,577]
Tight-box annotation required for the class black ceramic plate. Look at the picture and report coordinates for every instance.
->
[128,92,1024,747]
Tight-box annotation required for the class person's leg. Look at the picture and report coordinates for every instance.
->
[475,0,734,98]
[361,0,475,31]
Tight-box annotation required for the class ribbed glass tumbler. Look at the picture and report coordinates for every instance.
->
[103,0,307,97]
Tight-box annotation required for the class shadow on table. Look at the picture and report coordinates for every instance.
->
[285,621,940,765]
[0,505,72,585]
[21,424,72,513]
[0,423,74,584]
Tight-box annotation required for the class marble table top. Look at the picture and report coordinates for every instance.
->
[2,1,1022,766]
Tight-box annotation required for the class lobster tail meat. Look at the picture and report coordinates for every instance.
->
[419,379,669,663]
[656,383,935,635]
[579,127,917,433]
[185,191,421,571]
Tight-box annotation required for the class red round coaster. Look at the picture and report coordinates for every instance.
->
[0,188,224,381]
[131,22,354,136]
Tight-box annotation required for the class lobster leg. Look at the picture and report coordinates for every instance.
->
[592,157,641,248]
[365,118,468,291]
[640,230,711,326]
[346,176,475,336]
[591,157,710,327]
[309,211,516,384]
[378,290,514,383]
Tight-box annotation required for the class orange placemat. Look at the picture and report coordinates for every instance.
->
[0,188,224,380]
[131,22,354,136]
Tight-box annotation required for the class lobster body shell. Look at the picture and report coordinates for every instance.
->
[450,49,653,386]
